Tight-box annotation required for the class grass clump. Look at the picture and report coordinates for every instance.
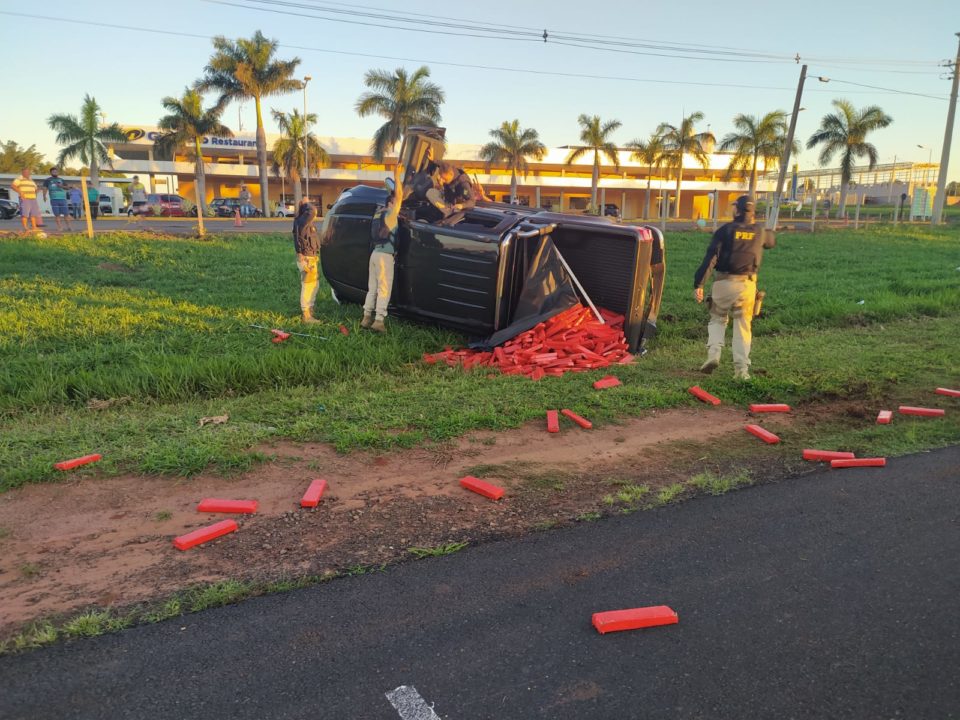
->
[408,542,468,558]
[62,610,130,638]
[689,469,753,496]
[652,483,686,506]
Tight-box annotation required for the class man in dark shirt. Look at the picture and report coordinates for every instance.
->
[693,195,775,380]
[420,162,476,226]
[292,202,321,324]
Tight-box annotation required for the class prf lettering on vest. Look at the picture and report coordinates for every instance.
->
[734,231,756,240]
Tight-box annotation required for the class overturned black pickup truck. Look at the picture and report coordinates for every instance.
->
[319,128,665,352]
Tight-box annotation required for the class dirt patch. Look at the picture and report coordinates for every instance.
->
[0,406,750,635]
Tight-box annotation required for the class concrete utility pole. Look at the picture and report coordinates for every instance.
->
[931,33,960,225]
[768,65,807,229]
[303,75,312,207]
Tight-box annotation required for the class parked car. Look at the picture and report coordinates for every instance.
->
[274,200,296,217]
[320,128,665,352]
[213,198,263,218]
[0,198,19,219]
[98,195,115,215]
[603,203,621,218]
[127,194,188,216]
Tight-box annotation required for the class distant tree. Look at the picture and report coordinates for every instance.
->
[355,66,445,162]
[198,30,303,215]
[154,88,232,213]
[47,95,127,187]
[0,140,50,174]
[626,133,666,220]
[271,108,329,208]
[947,180,958,196]
[565,114,622,211]
[806,99,892,217]
[718,111,797,199]
[478,120,546,204]
[657,111,714,218]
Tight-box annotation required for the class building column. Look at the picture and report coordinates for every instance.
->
[535,186,541,208]
[621,191,626,218]
[559,191,565,212]
[600,187,606,211]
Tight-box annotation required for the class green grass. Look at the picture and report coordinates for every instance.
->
[408,542,468,558]
[1,226,958,490]
[653,483,687,506]
[689,469,753,496]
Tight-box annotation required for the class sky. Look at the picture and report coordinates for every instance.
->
[1,0,958,182]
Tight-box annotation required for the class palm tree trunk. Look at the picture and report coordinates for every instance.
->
[194,137,207,212]
[510,170,517,204]
[591,153,599,211]
[838,185,848,219]
[254,96,270,216]
[674,162,682,219]
[748,153,758,199]
[90,156,100,190]
[644,171,651,220]
[291,168,303,208]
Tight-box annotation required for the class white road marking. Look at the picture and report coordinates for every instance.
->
[385,685,443,720]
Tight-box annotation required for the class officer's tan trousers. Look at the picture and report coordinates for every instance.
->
[707,277,756,371]
[297,254,320,312]
[363,250,395,320]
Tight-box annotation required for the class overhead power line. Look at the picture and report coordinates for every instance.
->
[0,11,949,102]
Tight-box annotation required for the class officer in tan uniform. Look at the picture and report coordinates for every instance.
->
[693,195,775,380]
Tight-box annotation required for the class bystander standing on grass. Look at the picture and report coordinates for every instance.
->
[10,168,41,233]
[292,201,321,324]
[362,163,404,333]
[42,167,73,232]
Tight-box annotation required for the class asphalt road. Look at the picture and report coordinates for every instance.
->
[2,447,958,719]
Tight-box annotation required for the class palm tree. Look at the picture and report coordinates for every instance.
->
[154,89,232,213]
[657,112,714,218]
[47,95,127,187]
[271,109,329,208]
[718,111,794,199]
[198,30,302,215]
[806,99,892,217]
[478,120,546,203]
[565,114,622,212]
[626,133,666,220]
[355,66,445,162]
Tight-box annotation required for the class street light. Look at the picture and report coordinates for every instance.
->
[303,75,312,205]
[917,144,934,185]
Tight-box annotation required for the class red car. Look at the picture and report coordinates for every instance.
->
[127,194,188,217]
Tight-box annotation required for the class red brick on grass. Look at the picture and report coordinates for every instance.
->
[546,410,560,433]
[749,403,791,413]
[688,386,721,406]
[898,406,945,417]
[877,410,893,424]
[935,387,960,398]
[54,453,102,471]
[561,409,593,429]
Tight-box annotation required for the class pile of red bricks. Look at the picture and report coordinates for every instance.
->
[422,304,633,380]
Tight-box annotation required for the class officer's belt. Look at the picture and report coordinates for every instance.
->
[715,272,756,281]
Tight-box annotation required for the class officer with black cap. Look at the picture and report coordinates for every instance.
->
[693,195,775,380]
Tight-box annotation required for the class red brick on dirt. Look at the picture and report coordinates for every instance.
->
[173,519,238,551]
[300,479,328,508]
[744,424,780,444]
[749,403,791,413]
[876,410,893,424]
[592,606,679,634]
[803,449,856,462]
[935,387,960,398]
[196,498,259,514]
[546,410,560,433]
[459,476,505,501]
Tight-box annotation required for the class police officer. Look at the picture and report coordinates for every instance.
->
[693,195,775,380]
[418,162,475,225]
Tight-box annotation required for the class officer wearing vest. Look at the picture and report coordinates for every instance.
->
[362,163,405,333]
[693,195,775,380]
